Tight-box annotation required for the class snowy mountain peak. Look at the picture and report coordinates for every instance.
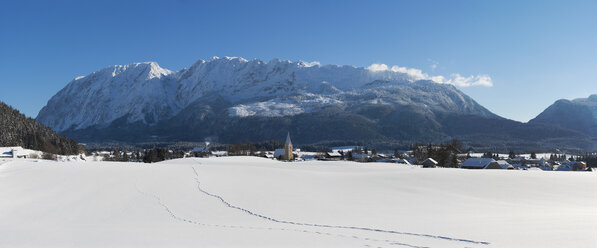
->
[127,62,172,79]
[90,62,172,80]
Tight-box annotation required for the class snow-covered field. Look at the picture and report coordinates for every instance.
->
[1,157,595,248]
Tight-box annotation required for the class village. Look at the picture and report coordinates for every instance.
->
[2,133,595,172]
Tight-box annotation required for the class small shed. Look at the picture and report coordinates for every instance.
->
[421,158,438,168]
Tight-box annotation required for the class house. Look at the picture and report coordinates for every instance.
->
[192,147,208,153]
[556,161,587,171]
[191,147,211,157]
[394,159,411,165]
[460,158,503,169]
[352,153,371,162]
[421,158,438,168]
[324,151,343,160]
[331,146,363,154]
[496,160,514,170]
[0,147,31,159]
[511,163,528,170]
[0,148,12,158]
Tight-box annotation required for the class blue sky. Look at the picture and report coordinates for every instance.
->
[1,0,595,122]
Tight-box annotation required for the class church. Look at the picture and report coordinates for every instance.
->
[274,132,294,161]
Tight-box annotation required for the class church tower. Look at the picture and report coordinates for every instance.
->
[284,132,293,160]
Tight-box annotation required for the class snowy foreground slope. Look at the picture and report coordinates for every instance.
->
[1,157,595,248]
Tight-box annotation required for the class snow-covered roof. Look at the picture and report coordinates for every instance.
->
[460,158,496,168]
[422,158,437,164]
[496,160,512,169]
[211,151,228,156]
[352,153,371,159]
[394,159,411,165]
[0,147,39,158]
[274,149,286,158]
[326,151,342,157]
[331,146,362,152]
[497,160,514,169]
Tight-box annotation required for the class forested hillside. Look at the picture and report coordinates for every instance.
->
[0,101,81,155]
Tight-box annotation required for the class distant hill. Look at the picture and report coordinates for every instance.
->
[529,95,597,137]
[0,101,81,155]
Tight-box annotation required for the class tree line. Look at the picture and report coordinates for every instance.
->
[0,101,82,155]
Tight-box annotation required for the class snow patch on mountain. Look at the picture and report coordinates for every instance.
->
[229,101,304,117]
[228,95,343,117]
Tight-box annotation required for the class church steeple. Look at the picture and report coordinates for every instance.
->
[285,132,292,145]
[284,132,293,160]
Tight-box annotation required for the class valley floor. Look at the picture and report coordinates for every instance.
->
[0,157,596,248]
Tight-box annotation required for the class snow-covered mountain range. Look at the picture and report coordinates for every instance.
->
[36,57,595,150]
[37,57,494,132]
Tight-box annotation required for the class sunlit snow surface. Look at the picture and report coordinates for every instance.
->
[1,157,595,248]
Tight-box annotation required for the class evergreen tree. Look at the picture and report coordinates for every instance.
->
[451,154,459,168]
[0,101,82,155]
[426,144,434,159]
[122,150,129,162]
[347,151,353,161]
[113,148,122,161]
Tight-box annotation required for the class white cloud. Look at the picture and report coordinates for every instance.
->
[445,74,493,87]
[366,63,493,87]
[389,66,426,81]
[366,63,389,72]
